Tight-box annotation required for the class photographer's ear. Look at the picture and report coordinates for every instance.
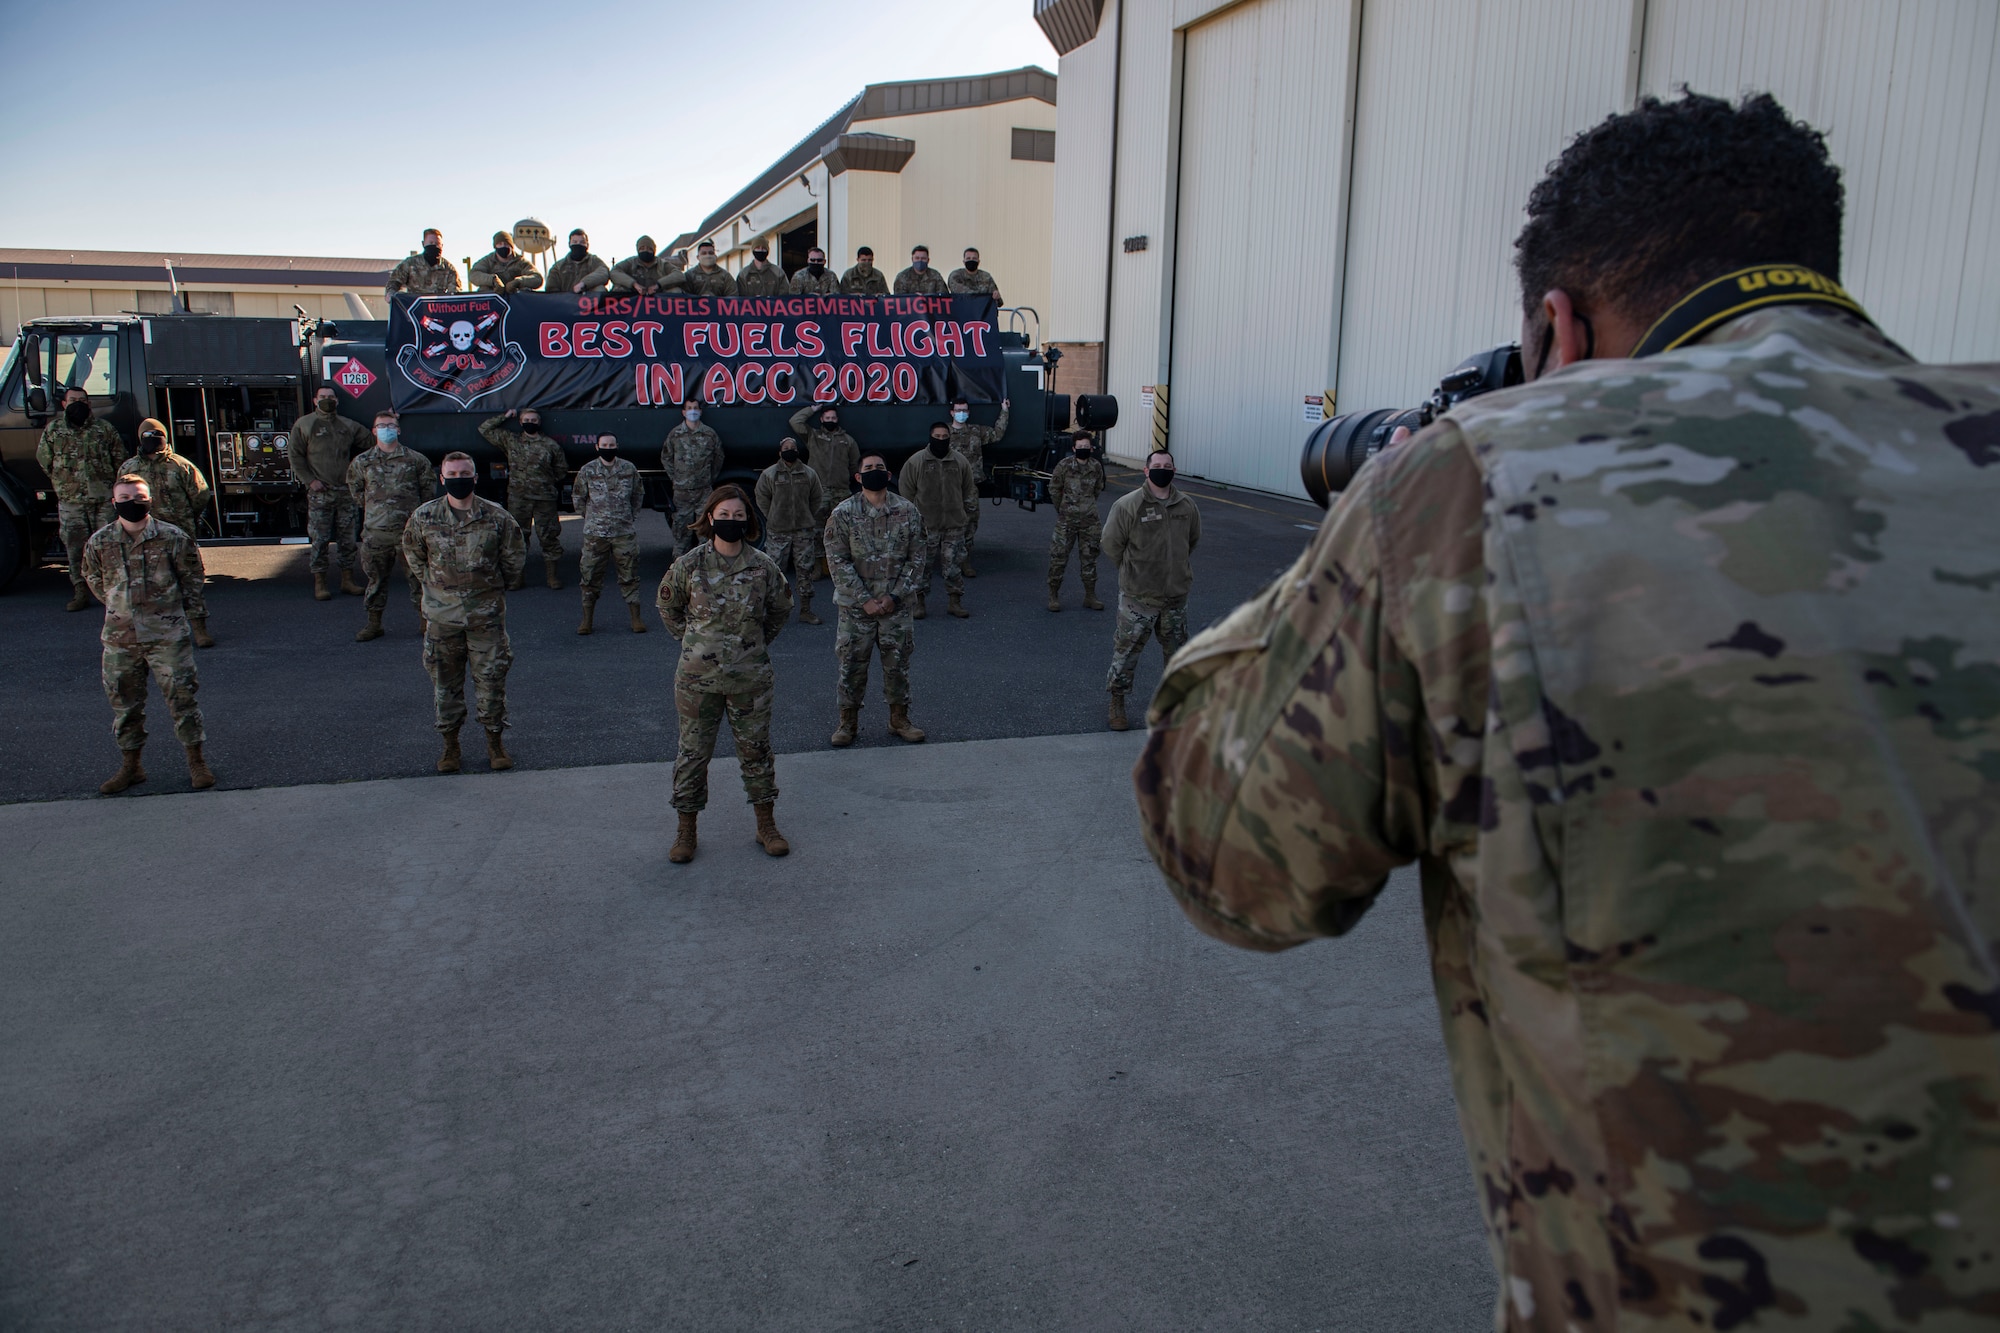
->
[1527,288,1601,380]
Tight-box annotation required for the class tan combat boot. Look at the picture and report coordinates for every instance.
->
[1108,692,1130,732]
[341,567,366,596]
[961,556,977,579]
[486,729,514,771]
[577,593,597,636]
[66,587,91,612]
[356,610,384,642]
[1047,582,1062,612]
[830,705,859,748]
[627,601,648,634]
[911,594,927,621]
[754,802,790,856]
[99,748,146,795]
[798,600,821,626]
[1083,582,1104,611]
[184,744,216,790]
[190,618,215,648]
[437,728,462,773]
[314,572,332,601]
[545,565,564,590]
[947,592,969,619]
[888,703,927,743]
[669,811,699,863]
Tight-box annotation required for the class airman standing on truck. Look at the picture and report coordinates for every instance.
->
[608,237,684,295]
[573,434,647,636]
[755,437,826,625]
[469,232,544,295]
[787,403,860,524]
[347,411,434,642]
[289,387,370,601]
[478,408,567,589]
[840,246,889,296]
[894,245,949,296]
[946,393,1008,577]
[736,243,789,298]
[682,239,737,298]
[117,419,215,648]
[824,455,927,748]
[385,229,460,298]
[85,473,215,795]
[402,451,526,775]
[1101,449,1199,731]
[37,386,123,612]
[546,229,610,294]
[791,246,839,296]
[1045,429,1107,613]
[947,248,1001,304]
[898,421,978,620]
[661,402,724,556]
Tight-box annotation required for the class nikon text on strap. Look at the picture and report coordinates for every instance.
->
[1631,265,1876,359]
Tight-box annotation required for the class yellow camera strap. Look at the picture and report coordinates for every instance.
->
[1631,264,1876,358]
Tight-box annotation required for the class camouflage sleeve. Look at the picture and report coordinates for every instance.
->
[754,469,774,518]
[545,439,567,489]
[824,510,866,605]
[890,515,925,605]
[185,459,211,513]
[34,423,53,475]
[95,425,124,483]
[497,510,527,587]
[477,416,508,448]
[81,534,107,603]
[991,404,1009,437]
[384,261,406,298]
[961,460,978,515]
[169,530,204,611]
[657,560,689,638]
[626,468,644,519]
[761,561,792,643]
[444,262,462,293]
[707,432,725,485]
[400,513,430,587]
[1101,496,1132,569]
[344,453,365,505]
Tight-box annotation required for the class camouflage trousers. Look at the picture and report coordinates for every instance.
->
[1106,596,1188,695]
[764,526,820,607]
[423,621,512,734]
[360,533,423,618]
[669,484,712,555]
[1047,513,1102,590]
[579,533,641,604]
[671,677,777,812]
[964,501,980,561]
[835,608,914,708]
[103,635,204,750]
[507,496,563,569]
[916,525,970,598]
[181,543,210,621]
[306,487,359,573]
[59,500,113,592]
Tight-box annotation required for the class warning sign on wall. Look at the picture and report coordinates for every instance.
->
[1302,394,1324,424]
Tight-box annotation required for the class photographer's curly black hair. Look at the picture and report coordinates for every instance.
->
[1515,90,1845,324]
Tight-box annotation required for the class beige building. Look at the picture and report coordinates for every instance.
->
[0,249,393,344]
[687,68,1058,324]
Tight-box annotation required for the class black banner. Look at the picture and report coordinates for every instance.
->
[387,291,1005,413]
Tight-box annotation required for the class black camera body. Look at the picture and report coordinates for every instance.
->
[1300,344,1523,508]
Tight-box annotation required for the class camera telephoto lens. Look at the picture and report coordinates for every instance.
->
[1299,407,1422,508]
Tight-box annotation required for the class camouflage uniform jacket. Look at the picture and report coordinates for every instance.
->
[116,449,211,535]
[657,543,791,694]
[823,492,923,611]
[661,422,724,492]
[36,416,123,503]
[682,264,737,298]
[1101,485,1199,609]
[1049,453,1105,519]
[791,266,840,296]
[288,409,370,488]
[346,444,434,536]
[755,459,825,532]
[897,449,977,531]
[947,267,1000,300]
[1134,306,2000,1331]
[401,495,526,630]
[574,456,643,537]
[948,403,1009,477]
[786,405,860,493]
[477,417,567,502]
[839,264,889,297]
[893,265,949,296]
[468,251,543,294]
[83,517,202,646]
[608,255,686,293]
[735,262,789,298]
[385,254,460,298]
[545,251,610,293]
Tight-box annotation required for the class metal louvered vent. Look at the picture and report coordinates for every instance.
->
[1034,0,1105,56]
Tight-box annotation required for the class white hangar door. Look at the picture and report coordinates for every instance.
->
[1167,0,1356,498]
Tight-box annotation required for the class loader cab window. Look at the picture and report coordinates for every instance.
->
[54,331,118,398]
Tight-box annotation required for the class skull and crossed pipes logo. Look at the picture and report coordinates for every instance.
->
[393,294,527,407]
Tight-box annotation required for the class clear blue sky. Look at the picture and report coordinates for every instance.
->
[2,0,1058,263]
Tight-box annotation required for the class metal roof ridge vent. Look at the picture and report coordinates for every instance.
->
[819,132,916,177]
[1034,0,1104,56]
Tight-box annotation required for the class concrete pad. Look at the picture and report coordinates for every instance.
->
[0,732,1490,1331]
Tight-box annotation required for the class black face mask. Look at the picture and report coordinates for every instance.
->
[315,398,336,414]
[64,401,90,426]
[423,244,441,262]
[596,448,618,460]
[964,258,979,271]
[779,448,799,463]
[139,434,167,454]
[1074,446,1092,458]
[820,416,838,431]
[710,517,748,543]
[637,250,656,263]
[807,261,825,276]
[752,251,769,263]
[495,247,513,260]
[859,469,890,492]
[569,244,588,260]
[1148,467,1175,488]
[114,498,150,522]
[928,438,950,458]
[521,421,541,435]
[443,476,477,499]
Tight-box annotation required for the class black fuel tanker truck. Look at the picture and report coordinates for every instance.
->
[0,290,1116,591]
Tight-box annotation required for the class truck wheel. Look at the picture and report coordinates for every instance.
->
[0,508,24,594]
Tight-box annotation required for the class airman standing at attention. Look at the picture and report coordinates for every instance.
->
[386,229,460,298]
[682,239,737,298]
[824,455,927,747]
[839,246,889,296]
[945,393,1008,577]
[661,401,725,556]
[893,244,949,296]
[37,386,123,612]
[289,386,370,601]
[117,419,215,648]
[573,434,647,636]
[469,231,543,294]
[755,436,826,625]
[947,247,1001,303]
[402,452,526,775]
[478,407,568,588]
[736,242,789,297]
[791,246,839,296]
[897,420,977,620]
[1045,429,1106,612]
[1100,449,1199,731]
[546,229,610,294]
[347,410,434,642]
[609,236,685,296]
